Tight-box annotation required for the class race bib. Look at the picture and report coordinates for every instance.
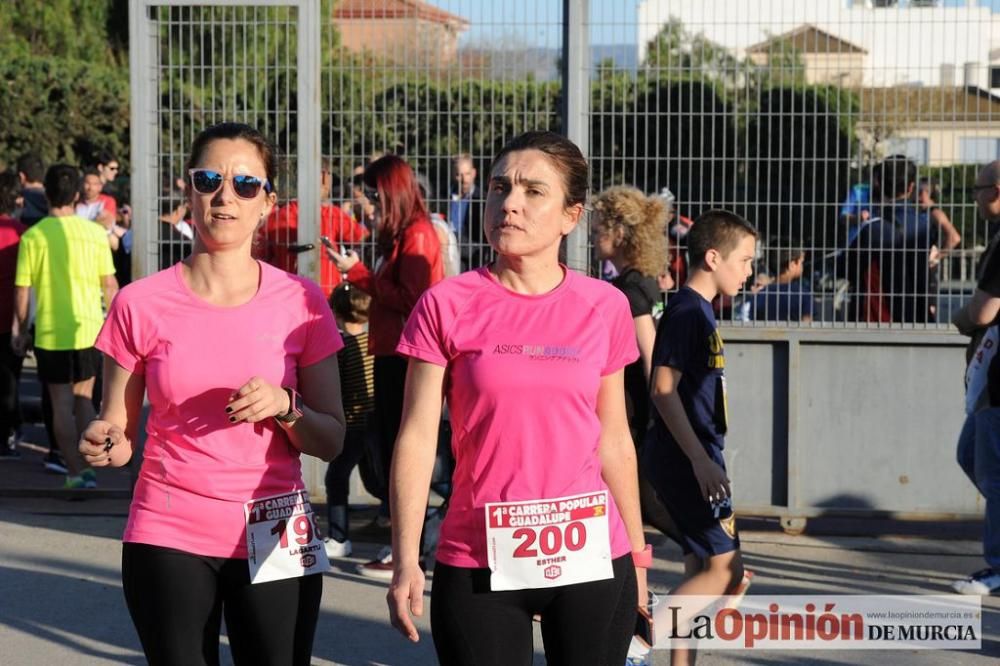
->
[244,490,329,584]
[966,326,999,414]
[485,490,613,591]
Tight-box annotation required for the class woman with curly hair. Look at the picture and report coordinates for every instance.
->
[591,185,683,546]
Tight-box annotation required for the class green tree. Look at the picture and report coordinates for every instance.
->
[0,0,121,65]
[0,1,130,168]
[745,86,859,246]
[642,18,747,89]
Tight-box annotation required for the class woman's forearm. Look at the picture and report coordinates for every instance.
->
[600,434,646,552]
[281,407,345,462]
[390,431,438,565]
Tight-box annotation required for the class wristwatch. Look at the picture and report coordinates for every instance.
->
[275,387,304,425]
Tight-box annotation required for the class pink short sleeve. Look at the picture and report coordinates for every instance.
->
[602,289,640,376]
[397,288,449,367]
[95,291,145,374]
[300,283,344,366]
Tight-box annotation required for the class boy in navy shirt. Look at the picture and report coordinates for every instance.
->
[644,209,757,665]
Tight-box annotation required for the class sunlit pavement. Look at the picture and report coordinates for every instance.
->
[1,479,998,665]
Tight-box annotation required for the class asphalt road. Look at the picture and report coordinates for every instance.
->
[1,490,998,666]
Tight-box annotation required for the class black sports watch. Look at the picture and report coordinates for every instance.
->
[275,387,304,425]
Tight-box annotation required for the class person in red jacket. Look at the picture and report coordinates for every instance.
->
[259,166,369,295]
[328,154,444,578]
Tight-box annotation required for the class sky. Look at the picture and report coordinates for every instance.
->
[429,0,1000,48]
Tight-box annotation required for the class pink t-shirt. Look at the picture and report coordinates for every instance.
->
[96,261,343,558]
[397,267,639,568]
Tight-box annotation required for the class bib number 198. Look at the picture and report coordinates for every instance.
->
[271,514,317,548]
[245,490,329,584]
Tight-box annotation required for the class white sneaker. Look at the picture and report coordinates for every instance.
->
[324,537,352,559]
[952,568,1000,595]
[724,570,755,609]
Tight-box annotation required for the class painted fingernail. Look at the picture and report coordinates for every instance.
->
[228,416,236,423]
[225,406,233,413]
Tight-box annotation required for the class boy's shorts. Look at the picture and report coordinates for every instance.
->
[34,347,101,385]
[642,438,740,560]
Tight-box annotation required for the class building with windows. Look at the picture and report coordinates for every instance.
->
[746,25,867,88]
[857,85,1000,164]
[637,0,1000,164]
[638,0,1000,89]
[333,0,469,67]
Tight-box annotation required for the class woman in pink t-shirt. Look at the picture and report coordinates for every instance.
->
[78,122,347,666]
[386,131,649,665]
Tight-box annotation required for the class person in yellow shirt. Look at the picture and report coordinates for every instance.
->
[13,164,118,488]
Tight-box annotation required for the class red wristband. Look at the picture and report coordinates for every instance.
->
[631,544,653,568]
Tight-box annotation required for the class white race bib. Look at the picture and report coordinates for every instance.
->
[244,490,329,584]
[966,326,1000,415]
[485,490,613,591]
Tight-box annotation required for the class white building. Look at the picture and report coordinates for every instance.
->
[637,0,1000,89]
[636,0,1000,165]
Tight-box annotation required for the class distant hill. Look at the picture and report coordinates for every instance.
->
[591,44,638,72]
[458,43,637,81]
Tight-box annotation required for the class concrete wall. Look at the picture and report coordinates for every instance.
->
[723,328,979,523]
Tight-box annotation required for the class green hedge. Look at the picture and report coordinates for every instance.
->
[0,55,129,170]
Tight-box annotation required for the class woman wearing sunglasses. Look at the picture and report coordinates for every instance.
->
[78,122,347,665]
[327,154,445,577]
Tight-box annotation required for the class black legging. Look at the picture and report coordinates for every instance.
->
[121,542,322,666]
[325,427,368,507]
[0,333,23,440]
[373,354,407,515]
[431,555,637,666]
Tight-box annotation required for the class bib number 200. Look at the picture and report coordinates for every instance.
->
[485,491,613,591]
[511,522,587,558]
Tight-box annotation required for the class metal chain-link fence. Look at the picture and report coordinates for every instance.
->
[133,0,1000,329]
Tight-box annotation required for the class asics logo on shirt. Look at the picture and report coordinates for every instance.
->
[492,343,581,362]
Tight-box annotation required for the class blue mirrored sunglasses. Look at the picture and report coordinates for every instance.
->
[188,169,272,200]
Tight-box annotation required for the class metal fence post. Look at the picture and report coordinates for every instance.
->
[293,0,324,500]
[129,0,158,282]
[295,0,321,283]
[562,0,590,273]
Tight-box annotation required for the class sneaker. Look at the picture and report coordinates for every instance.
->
[324,537,352,559]
[43,451,68,475]
[0,435,20,459]
[357,545,395,580]
[952,568,1000,595]
[64,475,86,489]
[723,570,754,609]
[81,469,98,489]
